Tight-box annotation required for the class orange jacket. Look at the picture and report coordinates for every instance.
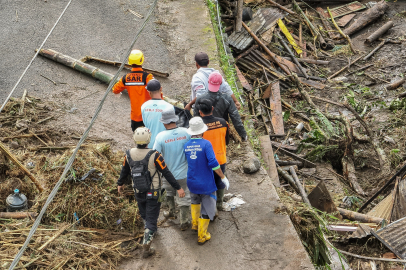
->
[112,68,154,122]
[202,115,229,165]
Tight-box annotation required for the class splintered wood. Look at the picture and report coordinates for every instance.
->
[268,81,284,136]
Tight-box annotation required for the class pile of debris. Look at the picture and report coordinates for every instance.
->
[217,0,406,268]
[0,96,143,268]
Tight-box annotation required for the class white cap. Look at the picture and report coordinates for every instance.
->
[186,117,208,135]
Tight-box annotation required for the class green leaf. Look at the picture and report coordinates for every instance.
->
[283,110,291,122]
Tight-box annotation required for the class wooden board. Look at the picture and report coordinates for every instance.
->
[259,135,280,187]
[235,64,252,91]
[269,81,284,136]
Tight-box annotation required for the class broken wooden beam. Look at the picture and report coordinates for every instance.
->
[242,22,292,77]
[0,212,38,219]
[259,135,280,187]
[235,64,252,91]
[275,160,303,167]
[343,0,389,37]
[386,78,406,90]
[290,166,311,205]
[274,147,316,168]
[268,81,285,136]
[270,141,298,152]
[266,0,295,15]
[366,21,394,43]
[338,207,384,224]
[0,142,43,192]
[275,32,308,79]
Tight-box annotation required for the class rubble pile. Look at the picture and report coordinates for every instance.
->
[218,0,406,268]
[0,97,142,269]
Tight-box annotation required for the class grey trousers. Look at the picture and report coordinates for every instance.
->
[190,192,217,220]
[162,178,191,207]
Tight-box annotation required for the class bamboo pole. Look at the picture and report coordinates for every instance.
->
[289,166,311,205]
[0,142,43,192]
[277,167,300,194]
[0,212,38,219]
[327,7,356,54]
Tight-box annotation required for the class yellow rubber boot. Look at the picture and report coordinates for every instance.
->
[197,218,211,245]
[191,204,200,232]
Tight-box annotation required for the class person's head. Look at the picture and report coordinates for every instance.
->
[133,127,151,148]
[160,107,179,129]
[198,99,213,117]
[146,79,162,98]
[187,117,208,138]
[195,52,209,69]
[128,49,144,67]
[208,72,223,93]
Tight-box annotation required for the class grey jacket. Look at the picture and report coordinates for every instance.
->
[194,91,247,139]
[190,68,233,101]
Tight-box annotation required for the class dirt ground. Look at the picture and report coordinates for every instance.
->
[0,0,314,269]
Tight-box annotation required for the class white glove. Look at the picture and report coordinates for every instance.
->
[221,177,230,190]
[114,93,122,99]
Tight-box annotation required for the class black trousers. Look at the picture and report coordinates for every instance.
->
[131,120,145,132]
[135,192,161,232]
[213,164,226,189]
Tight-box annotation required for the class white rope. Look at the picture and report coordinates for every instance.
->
[0,0,73,113]
[8,0,159,268]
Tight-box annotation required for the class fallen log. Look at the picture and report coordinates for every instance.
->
[338,207,383,224]
[259,135,280,187]
[275,160,303,167]
[398,92,406,98]
[366,21,394,43]
[0,212,38,219]
[386,78,406,90]
[290,166,311,206]
[0,142,43,192]
[343,0,389,37]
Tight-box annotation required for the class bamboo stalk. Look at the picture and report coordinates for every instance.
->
[327,7,356,54]
[0,142,43,192]
[337,207,383,224]
[289,166,311,205]
[0,212,38,219]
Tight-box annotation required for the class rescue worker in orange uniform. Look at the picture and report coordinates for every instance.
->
[112,50,154,132]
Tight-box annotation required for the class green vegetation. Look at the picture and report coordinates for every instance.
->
[206,0,240,99]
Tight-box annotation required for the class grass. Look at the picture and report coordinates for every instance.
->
[205,0,240,100]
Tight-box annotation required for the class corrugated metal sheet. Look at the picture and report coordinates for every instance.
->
[229,8,286,50]
[392,178,406,221]
[372,216,406,259]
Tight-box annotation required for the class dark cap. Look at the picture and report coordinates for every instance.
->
[195,52,209,66]
[146,79,161,91]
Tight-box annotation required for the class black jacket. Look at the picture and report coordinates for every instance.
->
[194,91,247,139]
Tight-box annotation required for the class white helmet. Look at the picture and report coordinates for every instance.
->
[133,127,151,145]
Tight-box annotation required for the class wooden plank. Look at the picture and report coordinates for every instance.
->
[273,146,316,168]
[270,141,298,152]
[259,135,280,187]
[269,81,284,136]
[235,64,252,91]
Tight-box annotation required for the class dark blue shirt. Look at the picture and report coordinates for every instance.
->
[184,138,219,194]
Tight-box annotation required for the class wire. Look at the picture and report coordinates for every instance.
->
[0,0,73,114]
[8,0,159,268]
